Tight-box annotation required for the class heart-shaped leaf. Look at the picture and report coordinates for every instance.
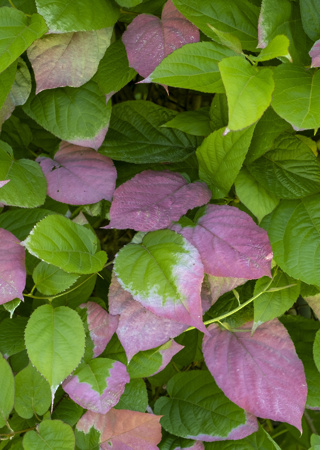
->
[38,141,117,205]
[122,0,199,78]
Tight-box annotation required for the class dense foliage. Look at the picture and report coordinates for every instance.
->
[1,0,320,448]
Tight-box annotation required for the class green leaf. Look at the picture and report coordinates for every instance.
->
[272,64,320,130]
[0,354,14,428]
[313,329,320,374]
[0,208,54,240]
[24,304,85,395]
[253,270,300,331]
[246,134,320,199]
[23,420,75,450]
[93,39,137,94]
[14,364,51,419]
[33,261,79,296]
[209,94,229,130]
[116,0,142,6]
[22,215,107,274]
[235,168,279,222]
[196,124,255,198]
[35,0,120,32]
[51,274,97,309]
[300,0,320,40]
[219,56,274,131]
[154,370,246,439]
[0,62,17,110]
[127,348,163,379]
[162,109,212,136]
[114,379,148,412]
[0,317,27,357]
[149,42,235,93]
[51,397,84,427]
[172,0,260,51]
[281,316,320,409]
[207,25,242,54]
[3,299,21,318]
[100,101,201,163]
[0,140,46,208]
[205,425,281,449]
[23,81,110,141]
[250,35,291,62]
[0,8,47,73]
[268,195,320,285]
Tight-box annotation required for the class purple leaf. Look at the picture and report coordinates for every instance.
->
[62,358,129,414]
[76,409,162,449]
[310,40,320,67]
[151,340,184,376]
[105,170,211,232]
[201,275,247,313]
[108,274,187,360]
[0,180,9,188]
[171,205,272,279]
[79,302,119,358]
[202,319,307,431]
[122,0,200,78]
[38,141,117,205]
[28,29,112,93]
[0,228,26,304]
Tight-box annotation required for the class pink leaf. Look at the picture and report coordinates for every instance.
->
[105,170,211,232]
[0,180,9,188]
[62,358,129,414]
[151,340,184,376]
[79,302,119,358]
[0,228,26,304]
[122,0,199,78]
[76,409,162,449]
[201,275,247,313]
[171,205,272,279]
[38,141,117,205]
[310,40,320,67]
[108,273,187,360]
[202,319,307,431]
[28,29,112,93]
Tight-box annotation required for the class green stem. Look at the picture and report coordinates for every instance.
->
[0,426,36,438]
[8,0,16,8]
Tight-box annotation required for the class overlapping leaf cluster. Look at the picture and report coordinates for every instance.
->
[1,0,320,448]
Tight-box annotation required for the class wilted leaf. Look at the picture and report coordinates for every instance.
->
[0,228,26,304]
[28,28,112,93]
[106,170,210,231]
[203,319,307,430]
[76,409,162,449]
[62,358,129,413]
[122,0,199,78]
[171,204,272,279]
[38,141,117,205]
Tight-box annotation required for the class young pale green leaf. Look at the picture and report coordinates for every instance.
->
[268,196,320,285]
[250,35,291,62]
[23,81,110,141]
[0,62,17,110]
[114,229,206,333]
[207,25,242,54]
[33,261,79,296]
[154,371,256,441]
[23,420,75,450]
[162,109,211,136]
[24,304,85,396]
[235,168,279,222]
[272,64,320,130]
[0,8,47,73]
[22,215,107,274]
[219,56,274,131]
[14,364,51,419]
[0,354,14,427]
[101,101,200,163]
[253,270,300,331]
[0,140,46,208]
[149,41,235,93]
[299,0,320,41]
[114,379,148,412]
[172,0,260,51]
[196,124,255,198]
[246,134,320,199]
[35,0,120,32]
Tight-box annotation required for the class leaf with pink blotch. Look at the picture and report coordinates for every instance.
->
[28,28,112,93]
[202,319,307,431]
[0,228,26,304]
[171,204,272,279]
[201,275,247,313]
[105,170,211,232]
[0,180,9,188]
[79,302,119,358]
[310,40,320,67]
[108,273,187,360]
[62,357,129,414]
[122,0,199,78]
[76,408,162,450]
[38,141,117,205]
